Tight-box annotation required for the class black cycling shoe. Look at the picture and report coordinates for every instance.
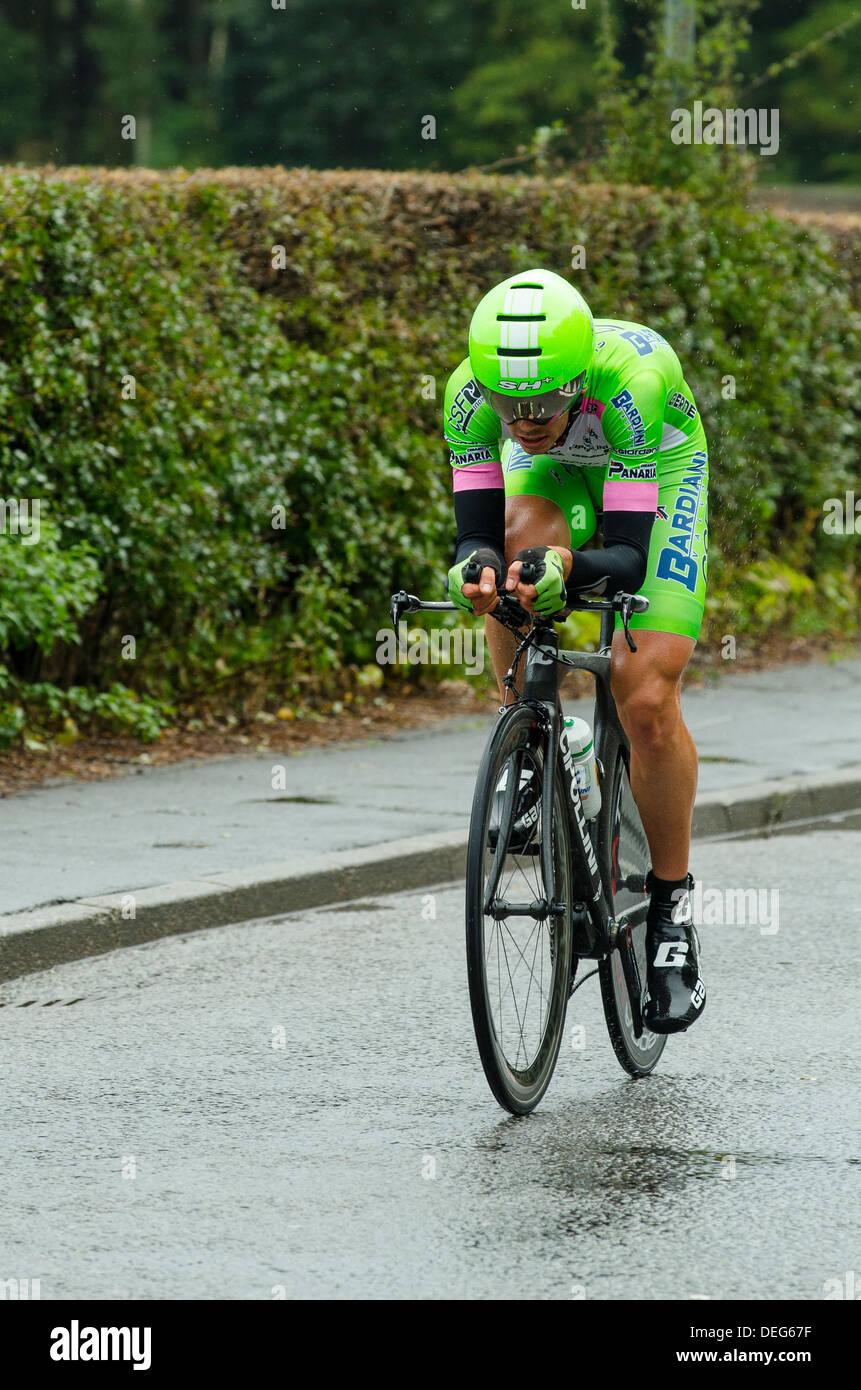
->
[642,871,706,1034]
[488,769,541,854]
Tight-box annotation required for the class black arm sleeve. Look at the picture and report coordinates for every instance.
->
[453,487,506,569]
[565,509,655,601]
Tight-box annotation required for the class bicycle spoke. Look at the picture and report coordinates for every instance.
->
[493,915,552,1017]
[473,726,570,1084]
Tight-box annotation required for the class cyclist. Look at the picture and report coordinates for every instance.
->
[445,267,707,1034]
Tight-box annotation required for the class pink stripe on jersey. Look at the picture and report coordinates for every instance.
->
[603,479,659,512]
[581,397,606,419]
[452,459,504,491]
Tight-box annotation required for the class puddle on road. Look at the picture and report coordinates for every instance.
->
[245,796,335,805]
[152,841,212,849]
[323,900,395,914]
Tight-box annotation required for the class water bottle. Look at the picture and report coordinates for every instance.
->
[563,716,601,820]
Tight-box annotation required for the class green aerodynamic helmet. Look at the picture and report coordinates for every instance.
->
[468,267,594,423]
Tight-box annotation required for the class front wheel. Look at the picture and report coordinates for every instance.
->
[596,748,666,1076]
[465,704,574,1114]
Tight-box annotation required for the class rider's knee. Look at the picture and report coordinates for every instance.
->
[615,679,680,754]
[504,502,570,566]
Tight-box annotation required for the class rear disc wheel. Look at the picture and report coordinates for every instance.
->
[597,749,666,1076]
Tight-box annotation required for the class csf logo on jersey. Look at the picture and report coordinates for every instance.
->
[449,379,484,433]
[497,376,554,391]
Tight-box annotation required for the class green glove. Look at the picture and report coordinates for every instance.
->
[515,546,568,615]
[447,548,503,613]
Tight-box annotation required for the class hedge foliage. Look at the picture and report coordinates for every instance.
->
[0,167,858,744]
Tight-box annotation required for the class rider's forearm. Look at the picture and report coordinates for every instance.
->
[562,544,643,599]
[453,486,506,568]
[559,509,655,598]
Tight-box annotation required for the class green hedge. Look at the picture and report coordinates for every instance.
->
[0,167,858,744]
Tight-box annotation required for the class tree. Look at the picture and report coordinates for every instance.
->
[0,0,857,182]
[445,0,603,169]
[218,1,496,169]
[741,0,861,183]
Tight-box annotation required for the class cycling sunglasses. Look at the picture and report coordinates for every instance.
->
[477,372,587,425]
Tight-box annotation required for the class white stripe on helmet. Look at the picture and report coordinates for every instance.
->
[502,287,543,317]
[498,357,539,379]
[499,321,539,351]
[499,285,543,383]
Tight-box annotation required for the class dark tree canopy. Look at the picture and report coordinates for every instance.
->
[0,1,857,184]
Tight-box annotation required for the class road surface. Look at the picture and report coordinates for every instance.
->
[1,825,859,1299]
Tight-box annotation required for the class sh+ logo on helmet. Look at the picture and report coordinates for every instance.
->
[497,376,554,391]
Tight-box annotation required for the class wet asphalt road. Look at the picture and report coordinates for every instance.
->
[1,826,859,1301]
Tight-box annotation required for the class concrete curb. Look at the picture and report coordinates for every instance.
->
[0,831,469,984]
[2,765,860,985]
[691,763,861,838]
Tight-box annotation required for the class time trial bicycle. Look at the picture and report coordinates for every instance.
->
[390,570,665,1114]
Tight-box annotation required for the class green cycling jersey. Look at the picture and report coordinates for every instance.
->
[444,318,709,641]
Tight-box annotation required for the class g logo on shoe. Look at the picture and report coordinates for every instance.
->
[654,940,690,968]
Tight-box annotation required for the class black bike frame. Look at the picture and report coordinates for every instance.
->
[518,605,647,961]
[518,622,609,955]
[388,585,647,954]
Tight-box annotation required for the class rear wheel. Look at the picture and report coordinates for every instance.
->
[597,748,666,1076]
[466,704,574,1114]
